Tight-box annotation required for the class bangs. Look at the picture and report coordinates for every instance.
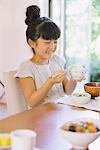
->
[36,21,60,40]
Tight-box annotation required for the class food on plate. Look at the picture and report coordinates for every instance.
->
[71,93,91,104]
[73,93,89,97]
[62,120,100,133]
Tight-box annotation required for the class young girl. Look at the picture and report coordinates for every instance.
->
[15,5,85,107]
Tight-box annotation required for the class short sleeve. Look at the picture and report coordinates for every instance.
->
[14,60,35,79]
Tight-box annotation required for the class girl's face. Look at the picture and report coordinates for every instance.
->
[32,37,57,60]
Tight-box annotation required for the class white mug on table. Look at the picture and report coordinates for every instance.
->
[11,129,37,150]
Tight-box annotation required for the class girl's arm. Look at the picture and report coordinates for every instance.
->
[19,71,66,107]
[63,71,86,95]
[19,77,54,107]
[62,78,77,95]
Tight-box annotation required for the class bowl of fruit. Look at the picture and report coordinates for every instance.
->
[59,118,100,150]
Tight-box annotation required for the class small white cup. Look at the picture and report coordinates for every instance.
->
[69,65,86,80]
[11,129,37,150]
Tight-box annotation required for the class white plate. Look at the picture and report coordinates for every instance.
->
[58,95,100,112]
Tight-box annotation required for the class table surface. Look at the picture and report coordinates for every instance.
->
[0,103,100,150]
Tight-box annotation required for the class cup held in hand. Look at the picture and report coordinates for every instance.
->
[69,65,86,80]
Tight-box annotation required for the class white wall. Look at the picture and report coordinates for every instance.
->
[38,0,49,17]
[0,0,39,81]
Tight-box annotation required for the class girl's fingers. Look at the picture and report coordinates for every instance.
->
[54,74,66,82]
[52,72,66,78]
[71,75,86,82]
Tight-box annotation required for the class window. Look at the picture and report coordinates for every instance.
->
[90,0,100,82]
[49,0,100,84]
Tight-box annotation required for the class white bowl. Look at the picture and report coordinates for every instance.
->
[71,93,91,104]
[59,118,100,150]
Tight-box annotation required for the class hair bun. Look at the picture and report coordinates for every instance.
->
[25,5,40,25]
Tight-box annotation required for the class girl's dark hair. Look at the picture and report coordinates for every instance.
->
[25,5,60,42]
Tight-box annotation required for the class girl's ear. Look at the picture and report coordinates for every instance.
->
[28,39,35,48]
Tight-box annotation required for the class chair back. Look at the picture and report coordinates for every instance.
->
[3,70,28,116]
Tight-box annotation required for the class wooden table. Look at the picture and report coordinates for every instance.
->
[0,103,100,150]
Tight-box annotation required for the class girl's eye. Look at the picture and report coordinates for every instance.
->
[44,40,57,44]
[44,42,51,44]
[54,41,57,44]
[46,42,51,44]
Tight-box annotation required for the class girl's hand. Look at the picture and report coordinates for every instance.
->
[71,74,86,82]
[49,70,66,84]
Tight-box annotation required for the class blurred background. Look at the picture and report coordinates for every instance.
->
[0,0,100,101]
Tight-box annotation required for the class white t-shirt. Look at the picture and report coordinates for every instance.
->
[15,53,67,104]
